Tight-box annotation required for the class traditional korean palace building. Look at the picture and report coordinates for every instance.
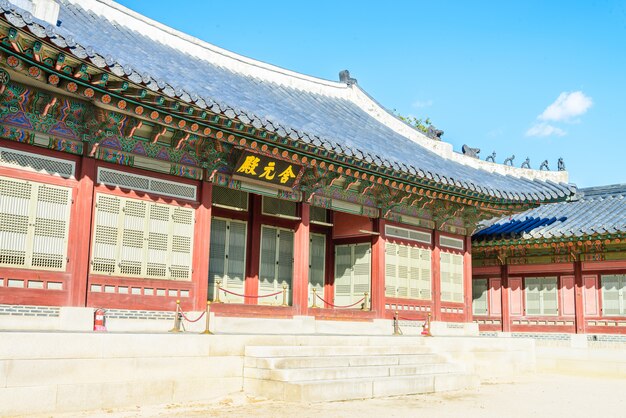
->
[0,0,581,331]
[472,185,626,335]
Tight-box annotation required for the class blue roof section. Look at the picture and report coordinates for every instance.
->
[474,184,626,242]
[1,1,576,203]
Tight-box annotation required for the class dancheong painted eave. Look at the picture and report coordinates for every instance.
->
[473,184,626,247]
[0,0,576,205]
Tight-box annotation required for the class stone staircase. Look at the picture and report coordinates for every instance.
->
[243,344,480,402]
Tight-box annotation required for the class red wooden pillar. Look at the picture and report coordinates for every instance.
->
[463,236,473,322]
[431,230,442,320]
[245,194,262,304]
[573,260,586,334]
[370,218,386,318]
[324,220,335,308]
[293,202,310,315]
[191,181,212,310]
[500,264,511,332]
[69,155,96,307]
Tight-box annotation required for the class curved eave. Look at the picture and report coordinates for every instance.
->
[0,5,575,208]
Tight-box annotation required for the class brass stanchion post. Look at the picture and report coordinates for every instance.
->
[311,287,318,308]
[214,279,222,303]
[168,300,182,333]
[201,301,212,335]
[393,311,402,336]
[282,283,288,307]
[362,292,370,311]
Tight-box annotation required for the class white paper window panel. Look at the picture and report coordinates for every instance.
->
[212,185,249,211]
[97,167,197,201]
[308,233,326,307]
[385,225,431,244]
[259,225,294,305]
[0,146,75,178]
[208,217,247,303]
[0,176,72,271]
[439,235,464,250]
[90,193,195,281]
[334,242,371,306]
[310,206,328,224]
[440,252,464,303]
[601,274,626,316]
[524,277,558,316]
[384,242,432,300]
[472,279,489,315]
[262,196,297,217]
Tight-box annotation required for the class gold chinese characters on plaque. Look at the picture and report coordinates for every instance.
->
[233,151,303,188]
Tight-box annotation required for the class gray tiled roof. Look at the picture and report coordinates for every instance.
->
[1,1,576,203]
[474,184,626,242]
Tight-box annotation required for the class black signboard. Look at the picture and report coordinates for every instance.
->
[233,151,303,189]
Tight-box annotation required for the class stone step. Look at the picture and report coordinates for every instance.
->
[245,345,432,358]
[245,353,445,369]
[244,372,479,402]
[245,362,463,381]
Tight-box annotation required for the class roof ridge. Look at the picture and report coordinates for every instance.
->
[580,183,626,198]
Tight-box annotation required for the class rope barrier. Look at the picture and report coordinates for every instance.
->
[179,309,206,323]
[169,300,212,333]
[220,287,283,299]
[314,293,365,309]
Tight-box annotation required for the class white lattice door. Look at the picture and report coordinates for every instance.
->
[0,176,72,271]
[440,252,464,303]
[208,218,247,303]
[308,233,326,306]
[91,193,194,280]
[334,243,371,307]
[385,242,397,297]
[411,246,432,300]
[259,225,293,305]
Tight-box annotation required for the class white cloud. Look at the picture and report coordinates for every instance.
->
[539,91,593,122]
[525,122,566,137]
[412,99,433,109]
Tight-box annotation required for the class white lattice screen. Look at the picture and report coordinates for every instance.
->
[308,233,326,306]
[0,147,75,178]
[385,225,431,244]
[334,243,371,306]
[212,185,248,211]
[385,242,432,300]
[440,235,464,250]
[602,274,626,316]
[259,225,294,305]
[472,278,489,315]
[0,176,72,271]
[440,252,464,303]
[262,196,297,217]
[97,168,197,201]
[525,277,558,315]
[208,217,247,303]
[91,193,195,281]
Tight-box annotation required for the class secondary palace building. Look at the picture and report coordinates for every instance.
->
[0,0,577,331]
[472,184,626,335]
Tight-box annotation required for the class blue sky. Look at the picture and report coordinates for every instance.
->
[117,0,625,188]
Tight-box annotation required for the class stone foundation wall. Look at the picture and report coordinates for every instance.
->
[0,332,536,416]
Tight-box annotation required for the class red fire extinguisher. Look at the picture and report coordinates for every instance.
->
[93,308,107,331]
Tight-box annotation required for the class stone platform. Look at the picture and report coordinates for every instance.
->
[0,332,535,416]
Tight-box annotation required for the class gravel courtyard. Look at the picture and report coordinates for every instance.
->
[31,372,626,418]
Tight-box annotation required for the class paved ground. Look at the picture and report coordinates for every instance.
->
[27,372,626,418]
